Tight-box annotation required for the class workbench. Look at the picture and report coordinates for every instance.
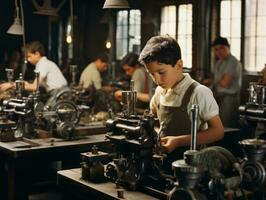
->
[0,126,110,200]
[57,168,160,200]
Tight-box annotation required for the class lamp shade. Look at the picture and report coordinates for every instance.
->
[103,0,129,9]
[7,17,23,35]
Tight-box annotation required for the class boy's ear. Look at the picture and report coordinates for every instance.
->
[35,51,41,57]
[174,59,183,68]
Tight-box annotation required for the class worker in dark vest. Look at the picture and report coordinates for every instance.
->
[139,35,224,173]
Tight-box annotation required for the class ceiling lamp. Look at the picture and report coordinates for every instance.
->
[103,0,129,9]
[32,0,66,16]
[7,0,23,35]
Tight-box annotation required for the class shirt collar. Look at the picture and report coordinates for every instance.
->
[161,73,191,95]
[36,56,47,67]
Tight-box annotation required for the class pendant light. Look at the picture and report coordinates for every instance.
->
[103,0,129,9]
[32,0,66,16]
[7,0,23,35]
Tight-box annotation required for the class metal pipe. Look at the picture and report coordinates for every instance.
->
[190,104,199,151]
[121,80,136,116]
[35,71,40,94]
[130,80,134,91]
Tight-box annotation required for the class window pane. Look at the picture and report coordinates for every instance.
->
[116,11,128,59]
[256,37,266,71]
[129,10,141,54]
[245,0,266,71]
[160,5,176,38]
[244,37,256,71]
[230,38,241,60]
[116,10,141,59]
[245,16,256,36]
[232,1,241,18]
[220,19,231,36]
[178,4,192,69]
[221,1,231,19]
[257,0,266,16]
[257,16,266,36]
[220,0,241,60]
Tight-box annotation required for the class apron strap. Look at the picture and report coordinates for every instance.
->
[181,81,199,108]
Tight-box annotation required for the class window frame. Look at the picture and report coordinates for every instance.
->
[159,1,193,69]
[115,9,141,60]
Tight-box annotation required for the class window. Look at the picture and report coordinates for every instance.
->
[160,5,176,38]
[160,4,192,69]
[244,0,266,72]
[116,10,141,60]
[220,0,242,60]
[177,4,192,69]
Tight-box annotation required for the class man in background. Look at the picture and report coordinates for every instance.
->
[203,36,242,128]
[79,53,111,91]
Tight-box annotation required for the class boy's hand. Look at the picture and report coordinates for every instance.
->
[160,136,178,153]
[202,78,212,87]
[114,90,122,101]
[0,82,14,92]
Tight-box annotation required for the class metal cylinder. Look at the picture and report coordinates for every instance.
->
[35,71,40,94]
[15,73,25,98]
[5,68,14,82]
[15,80,25,98]
[248,82,257,104]
[190,104,199,151]
[259,86,265,105]
[121,90,136,117]
[70,65,77,85]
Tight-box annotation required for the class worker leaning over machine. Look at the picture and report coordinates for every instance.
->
[138,35,224,172]
[0,41,68,107]
[114,52,154,110]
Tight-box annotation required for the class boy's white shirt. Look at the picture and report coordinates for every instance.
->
[150,73,219,130]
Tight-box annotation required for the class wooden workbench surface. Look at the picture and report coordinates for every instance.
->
[0,133,108,158]
[57,168,159,200]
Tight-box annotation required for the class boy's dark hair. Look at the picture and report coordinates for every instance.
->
[212,36,230,47]
[139,35,181,67]
[94,52,109,63]
[25,41,46,56]
[120,52,140,68]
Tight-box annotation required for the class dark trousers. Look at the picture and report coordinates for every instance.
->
[216,93,240,128]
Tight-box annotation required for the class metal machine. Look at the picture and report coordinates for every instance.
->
[168,105,243,200]
[1,72,40,139]
[239,82,266,138]
[81,145,109,183]
[238,138,266,200]
[237,82,266,199]
[40,100,80,139]
[101,84,245,199]
[104,81,170,194]
[0,72,80,140]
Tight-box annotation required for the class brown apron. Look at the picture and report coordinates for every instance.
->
[157,82,199,173]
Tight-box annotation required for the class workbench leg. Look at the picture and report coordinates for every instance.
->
[0,159,7,200]
[7,159,28,200]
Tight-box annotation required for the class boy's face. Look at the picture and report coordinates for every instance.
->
[145,61,181,89]
[96,59,108,72]
[123,64,134,76]
[27,52,41,65]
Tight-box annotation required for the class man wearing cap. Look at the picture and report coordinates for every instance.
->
[204,36,242,128]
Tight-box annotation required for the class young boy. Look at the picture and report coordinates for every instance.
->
[0,41,68,108]
[0,41,67,93]
[139,36,224,171]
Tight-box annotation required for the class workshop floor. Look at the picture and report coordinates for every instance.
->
[29,191,63,200]
[28,180,64,200]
